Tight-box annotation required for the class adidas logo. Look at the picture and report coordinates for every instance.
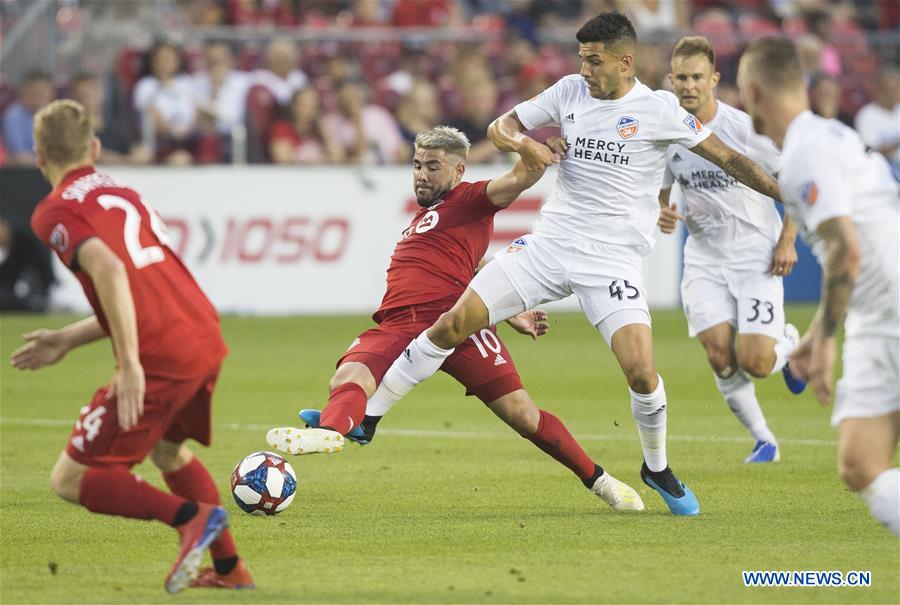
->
[404,348,412,362]
[493,354,507,366]
[70,435,85,452]
[563,113,575,123]
[672,152,682,162]
[648,404,667,416]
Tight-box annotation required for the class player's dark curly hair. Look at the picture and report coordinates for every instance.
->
[576,11,637,48]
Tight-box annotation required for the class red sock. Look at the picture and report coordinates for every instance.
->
[80,467,186,525]
[319,382,368,435]
[164,457,238,561]
[528,410,596,481]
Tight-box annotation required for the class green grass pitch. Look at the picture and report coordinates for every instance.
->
[1,307,898,604]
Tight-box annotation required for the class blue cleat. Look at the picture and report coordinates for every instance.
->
[745,440,780,463]
[640,463,700,516]
[299,408,370,445]
[781,324,806,394]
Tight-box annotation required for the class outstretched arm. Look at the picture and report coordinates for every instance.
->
[485,136,566,208]
[691,132,781,200]
[487,109,559,172]
[11,315,106,370]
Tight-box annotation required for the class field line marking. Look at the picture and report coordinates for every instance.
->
[0,416,838,447]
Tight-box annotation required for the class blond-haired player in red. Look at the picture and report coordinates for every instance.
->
[11,100,252,591]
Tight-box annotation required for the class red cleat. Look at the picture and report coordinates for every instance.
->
[190,559,255,589]
[165,503,229,593]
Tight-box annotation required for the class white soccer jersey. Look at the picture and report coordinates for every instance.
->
[780,111,900,337]
[515,76,710,255]
[663,101,782,266]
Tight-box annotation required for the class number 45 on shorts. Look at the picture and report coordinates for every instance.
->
[609,280,640,301]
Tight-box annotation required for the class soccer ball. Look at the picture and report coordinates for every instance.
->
[230,451,297,515]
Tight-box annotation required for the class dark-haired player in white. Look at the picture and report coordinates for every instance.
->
[657,36,803,464]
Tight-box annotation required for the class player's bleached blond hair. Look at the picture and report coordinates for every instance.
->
[34,99,93,167]
[414,126,470,159]
[673,36,716,68]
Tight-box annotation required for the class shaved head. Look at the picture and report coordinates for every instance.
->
[740,36,805,93]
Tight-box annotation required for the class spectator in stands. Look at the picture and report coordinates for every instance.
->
[615,0,688,35]
[253,38,308,105]
[133,41,198,164]
[809,72,850,124]
[804,9,842,77]
[2,70,55,165]
[391,0,462,27]
[395,80,441,145]
[194,41,251,135]
[855,67,900,179]
[320,79,407,164]
[448,76,503,163]
[269,87,342,164]
[70,72,151,165]
[229,0,299,26]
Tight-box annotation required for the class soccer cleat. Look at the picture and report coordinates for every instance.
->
[190,560,255,589]
[165,503,229,593]
[590,472,645,511]
[266,426,344,455]
[640,463,700,516]
[299,408,370,445]
[745,440,780,463]
[781,324,807,394]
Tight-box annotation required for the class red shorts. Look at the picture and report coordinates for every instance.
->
[339,299,523,403]
[65,367,220,468]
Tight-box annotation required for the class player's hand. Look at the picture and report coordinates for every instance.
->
[10,329,70,370]
[506,309,549,340]
[769,238,798,276]
[518,137,558,171]
[107,361,145,431]
[805,335,836,406]
[544,136,569,161]
[657,204,684,234]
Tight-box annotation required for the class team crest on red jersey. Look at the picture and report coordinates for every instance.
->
[617,116,639,139]
[801,181,818,206]
[49,223,69,252]
[682,114,703,133]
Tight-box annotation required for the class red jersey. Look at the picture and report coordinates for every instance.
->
[31,166,227,379]
[375,180,499,321]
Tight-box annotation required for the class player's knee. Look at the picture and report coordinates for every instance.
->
[508,403,540,437]
[329,366,376,395]
[736,349,771,379]
[625,364,658,394]
[432,310,470,348]
[838,454,881,492]
[150,442,193,473]
[703,343,735,376]
[49,463,82,504]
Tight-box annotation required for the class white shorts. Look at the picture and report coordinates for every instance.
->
[471,233,651,345]
[832,335,900,427]
[681,261,784,340]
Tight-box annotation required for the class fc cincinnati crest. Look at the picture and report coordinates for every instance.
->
[49,223,69,252]
[506,236,528,254]
[801,181,818,206]
[683,114,703,133]
[617,116,639,139]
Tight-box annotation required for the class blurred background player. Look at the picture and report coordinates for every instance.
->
[657,36,801,464]
[266,126,644,511]
[358,12,788,517]
[10,100,253,590]
[738,38,899,535]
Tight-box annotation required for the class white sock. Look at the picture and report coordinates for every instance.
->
[714,370,777,444]
[366,331,454,416]
[630,375,668,472]
[770,333,794,375]
[859,468,900,536]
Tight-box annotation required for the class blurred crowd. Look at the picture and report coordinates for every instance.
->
[1,0,898,176]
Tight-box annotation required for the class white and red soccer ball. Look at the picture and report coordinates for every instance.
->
[230,451,297,515]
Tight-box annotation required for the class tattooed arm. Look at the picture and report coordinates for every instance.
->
[691,132,781,200]
[790,215,861,405]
